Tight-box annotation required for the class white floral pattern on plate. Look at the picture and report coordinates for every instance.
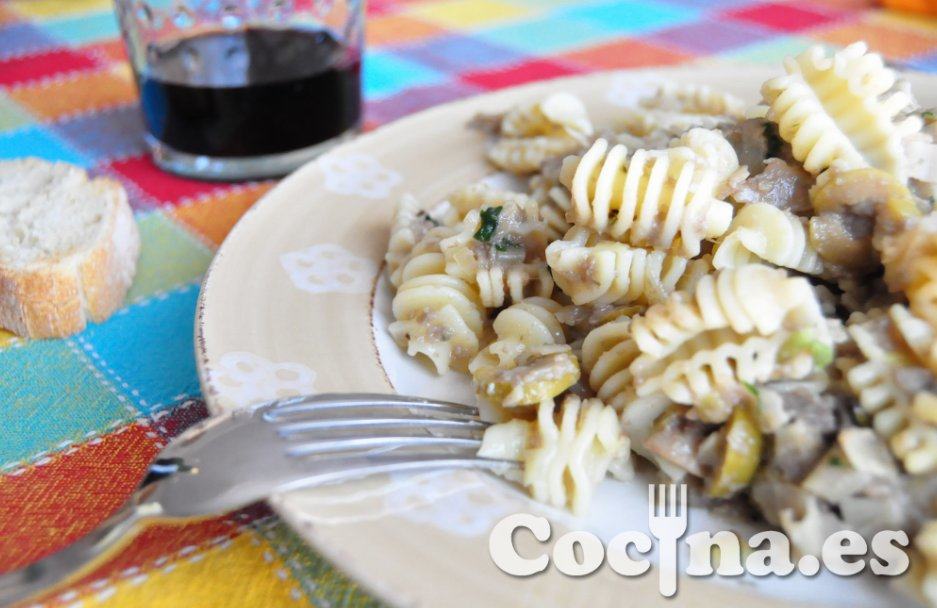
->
[280,243,378,294]
[319,153,403,199]
[605,73,665,108]
[383,470,516,537]
[210,351,317,408]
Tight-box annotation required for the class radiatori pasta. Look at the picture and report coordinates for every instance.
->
[563,139,733,257]
[478,395,627,515]
[712,203,822,274]
[546,226,706,306]
[469,297,579,408]
[383,41,937,600]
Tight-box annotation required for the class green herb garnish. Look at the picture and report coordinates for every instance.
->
[742,382,759,398]
[923,110,936,123]
[780,329,834,369]
[494,236,523,252]
[829,455,843,467]
[473,206,502,242]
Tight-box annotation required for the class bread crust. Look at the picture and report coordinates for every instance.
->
[0,171,140,339]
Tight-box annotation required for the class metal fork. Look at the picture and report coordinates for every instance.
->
[647,483,688,598]
[0,393,514,605]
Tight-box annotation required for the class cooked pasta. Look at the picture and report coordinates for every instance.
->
[673,127,741,185]
[528,172,573,240]
[563,139,734,257]
[470,298,579,407]
[883,214,937,334]
[478,395,627,514]
[440,197,553,308]
[580,314,641,408]
[487,92,593,174]
[840,305,937,474]
[546,226,708,306]
[762,42,922,180]
[388,252,486,374]
[631,329,814,423]
[444,182,534,217]
[712,202,823,274]
[629,264,829,361]
[379,48,937,604]
[620,83,746,138]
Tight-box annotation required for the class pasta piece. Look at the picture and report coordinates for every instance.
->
[501,92,593,140]
[528,172,572,241]
[646,82,747,117]
[843,308,925,435]
[489,137,585,175]
[580,313,704,482]
[440,197,553,308]
[630,264,830,361]
[630,329,815,423]
[478,395,628,514]
[672,127,741,185]
[882,214,937,340]
[488,93,593,174]
[386,194,460,287]
[563,138,734,257]
[469,298,579,407]
[546,226,709,306]
[712,202,823,274]
[890,397,937,475]
[840,306,937,474]
[388,253,486,374]
[445,182,535,217]
[581,315,642,408]
[619,83,746,137]
[761,42,921,180]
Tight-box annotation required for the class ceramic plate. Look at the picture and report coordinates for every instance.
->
[196,64,937,608]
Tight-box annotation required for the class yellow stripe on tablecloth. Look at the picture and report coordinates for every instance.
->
[85,529,311,607]
[8,0,112,19]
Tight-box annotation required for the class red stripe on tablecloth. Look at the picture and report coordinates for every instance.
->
[106,155,229,205]
[0,49,99,87]
[460,58,583,90]
[0,422,160,571]
[32,503,275,604]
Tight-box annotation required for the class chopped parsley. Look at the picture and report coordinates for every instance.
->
[828,455,843,467]
[473,206,502,242]
[923,110,936,123]
[742,382,759,398]
[494,236,523,252]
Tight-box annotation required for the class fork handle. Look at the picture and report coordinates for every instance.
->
[0,497,162,605]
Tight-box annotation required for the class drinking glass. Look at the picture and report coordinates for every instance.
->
[115,0,363,180]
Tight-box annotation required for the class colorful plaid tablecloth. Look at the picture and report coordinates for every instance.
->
[1,0,936,606]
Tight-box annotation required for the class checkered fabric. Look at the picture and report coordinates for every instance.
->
[0,0,936,606]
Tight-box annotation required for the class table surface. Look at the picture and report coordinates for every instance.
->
[1,0,936,606]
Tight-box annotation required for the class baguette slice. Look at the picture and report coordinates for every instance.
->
[0,158,141,338]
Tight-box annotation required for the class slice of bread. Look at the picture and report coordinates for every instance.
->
[0,158,141,338]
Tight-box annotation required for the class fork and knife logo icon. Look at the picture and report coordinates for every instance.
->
[648,483,688,597]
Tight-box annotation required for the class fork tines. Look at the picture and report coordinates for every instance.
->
[262,392,480,421]
[260,393,492,461]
